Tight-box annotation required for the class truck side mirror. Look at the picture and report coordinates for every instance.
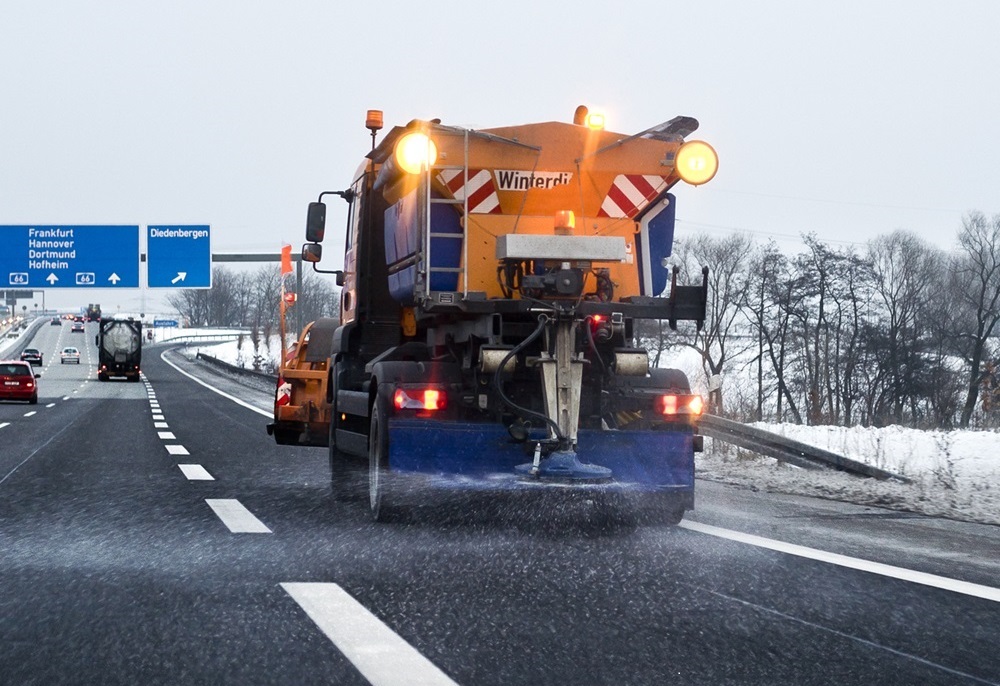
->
[302,243,322,263]
[306,202,327,243]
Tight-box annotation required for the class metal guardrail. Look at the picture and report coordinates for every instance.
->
[0,317,48,360]
[195,351,278,382]
[699,414,910,482]
[156,332,247,345]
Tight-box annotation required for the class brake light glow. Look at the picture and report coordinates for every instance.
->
[393,388,446,411]
[657,394,704,417]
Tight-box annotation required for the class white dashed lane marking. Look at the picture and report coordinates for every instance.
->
[206,499,271,533]
[165,445,190,456]
[24,411,36,417]
[45,403,55,408]
[178,464,214,481]
[282,583,458,686]
[62,396,70,401]
[0,422,9,430]
[158,431,176,440]
[154,422,169,429]
[152,415,165,421]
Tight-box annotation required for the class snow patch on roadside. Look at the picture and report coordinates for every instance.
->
[700,425,1000,526]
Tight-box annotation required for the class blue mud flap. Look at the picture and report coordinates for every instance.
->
[386,419,694,495]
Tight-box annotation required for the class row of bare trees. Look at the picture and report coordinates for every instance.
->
[166,265,338,338]
[640,211,1000,429]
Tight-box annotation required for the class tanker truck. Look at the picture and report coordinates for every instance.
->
[268,107,717,524]
[96,316,142,381]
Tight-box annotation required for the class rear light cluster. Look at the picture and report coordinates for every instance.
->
[657,394,704,418]
[393,388,446,412]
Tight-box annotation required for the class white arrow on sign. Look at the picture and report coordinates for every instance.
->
[46,273,58,285]
[171,272,187,284]
[108,273,121,284]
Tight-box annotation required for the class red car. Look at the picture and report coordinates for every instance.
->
[0,361,39,404]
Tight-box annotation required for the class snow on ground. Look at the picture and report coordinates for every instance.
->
[182,330,1000,527]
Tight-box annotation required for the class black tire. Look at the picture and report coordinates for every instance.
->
[29,394,38,405]
[98,372,109,382]
[644,493,685,526]
[329,406,362,501]
[368,395,402,522]
[271,427,299,445]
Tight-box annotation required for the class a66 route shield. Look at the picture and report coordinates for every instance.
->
[146,225,212,288]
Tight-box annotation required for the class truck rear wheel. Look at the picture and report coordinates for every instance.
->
[368,397,401,522]
[329,418,361,501]
[644,494,686,526]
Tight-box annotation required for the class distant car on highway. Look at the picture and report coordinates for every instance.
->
[50,317,62,326]
[60,347,81,364]
[0,360,39,404]
[71,322,85,333]
[20,348,43,366]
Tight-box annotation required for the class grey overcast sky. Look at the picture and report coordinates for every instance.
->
[3,0,999,312]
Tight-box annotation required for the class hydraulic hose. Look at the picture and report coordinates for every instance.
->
[492,314,565,442]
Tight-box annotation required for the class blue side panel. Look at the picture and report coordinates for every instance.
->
[640,193,676,296]
[384,192,419,303]
[387,419,694,493]
[429,202,462,292]
[384,191,464,300]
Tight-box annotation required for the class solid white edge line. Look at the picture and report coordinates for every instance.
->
[680,520,1000,604]
[160,349,272,418]
[282,582,459,686]
[178,464,214,481]
[206,498,271,533]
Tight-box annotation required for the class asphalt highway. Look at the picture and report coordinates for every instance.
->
[1,324,998,685]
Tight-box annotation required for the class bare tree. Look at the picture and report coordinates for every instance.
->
[866,230,939,425]
[954,212,1000,427]
[672,233,754,415]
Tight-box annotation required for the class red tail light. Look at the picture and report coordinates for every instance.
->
[393,388,446,411]
[657,394,703,418]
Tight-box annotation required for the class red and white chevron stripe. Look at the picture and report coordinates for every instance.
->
[597,175,669,218]
[275,378,291,406]
[436,169,502,214]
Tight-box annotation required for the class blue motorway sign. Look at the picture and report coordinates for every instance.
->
[146,225,212,288]
[0,225,139,288]
[153,319,178,327]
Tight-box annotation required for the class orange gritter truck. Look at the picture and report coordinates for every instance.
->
[268,106,717,523]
